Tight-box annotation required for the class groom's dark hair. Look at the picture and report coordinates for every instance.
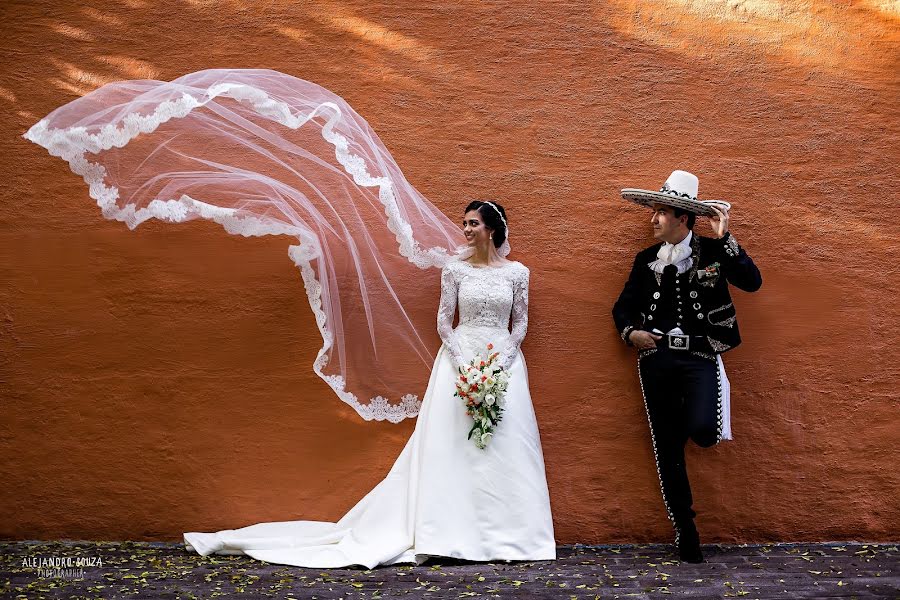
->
[673,207,696,230]
[465,200,508,249]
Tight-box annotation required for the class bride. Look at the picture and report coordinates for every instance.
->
[184,199,555,567]
[24,69,555,568]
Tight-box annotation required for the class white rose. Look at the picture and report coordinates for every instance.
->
[480,432,493,447]
[485,394,495,406]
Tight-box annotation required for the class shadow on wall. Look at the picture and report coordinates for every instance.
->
[6,0,896,107]
[4,0,474,108]
[602,0,900,79]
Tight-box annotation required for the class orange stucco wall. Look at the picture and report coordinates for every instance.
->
[1,1,898,543]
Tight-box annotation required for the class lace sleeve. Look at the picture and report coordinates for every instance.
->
[437,263,466,369]
[498,264,529,370]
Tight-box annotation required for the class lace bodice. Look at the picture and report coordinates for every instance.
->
[437,260,530,370]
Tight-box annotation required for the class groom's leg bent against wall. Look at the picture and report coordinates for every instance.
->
[677,353,722,448]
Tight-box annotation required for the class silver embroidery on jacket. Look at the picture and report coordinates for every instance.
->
[707,302,736,328]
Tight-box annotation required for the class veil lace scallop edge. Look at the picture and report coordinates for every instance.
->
[23,69,502,423]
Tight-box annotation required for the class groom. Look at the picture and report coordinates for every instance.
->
[612,170,762,562]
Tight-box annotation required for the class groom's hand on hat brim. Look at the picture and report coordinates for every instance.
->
[629,330,662,349]
[708,205,730,238]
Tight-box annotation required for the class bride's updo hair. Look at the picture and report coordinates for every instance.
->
[465,200,508,249]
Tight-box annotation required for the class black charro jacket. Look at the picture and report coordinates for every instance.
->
[612,231,762,353]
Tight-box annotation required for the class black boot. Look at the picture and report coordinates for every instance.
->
[676,522,703,563]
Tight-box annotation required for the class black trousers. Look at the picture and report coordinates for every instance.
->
[637,346,723,542]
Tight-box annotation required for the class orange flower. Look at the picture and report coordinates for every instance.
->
[487,343,494,350]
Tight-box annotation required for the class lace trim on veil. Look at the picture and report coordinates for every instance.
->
[24,83,460,423]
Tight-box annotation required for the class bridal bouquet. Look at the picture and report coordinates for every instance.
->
[455,344,510,449]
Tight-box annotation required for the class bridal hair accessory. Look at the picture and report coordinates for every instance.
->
[476,201,511,258]
[481,201,509,234]
[621,170,731,216]
[23,68,473,424]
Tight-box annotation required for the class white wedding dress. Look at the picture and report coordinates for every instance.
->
[184,259,556,568]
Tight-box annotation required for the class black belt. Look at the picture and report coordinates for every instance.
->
[658,333,711,352]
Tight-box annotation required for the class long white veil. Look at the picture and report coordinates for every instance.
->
[24,68,473,422]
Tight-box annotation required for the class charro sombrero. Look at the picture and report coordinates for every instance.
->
[621,170,731,216]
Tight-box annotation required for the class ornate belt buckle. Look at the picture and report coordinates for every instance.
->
[668,334,690,350]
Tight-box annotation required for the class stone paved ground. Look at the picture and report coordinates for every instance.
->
[1,542,896,599]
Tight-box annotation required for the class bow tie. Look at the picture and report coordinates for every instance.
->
[649,240,693,274]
